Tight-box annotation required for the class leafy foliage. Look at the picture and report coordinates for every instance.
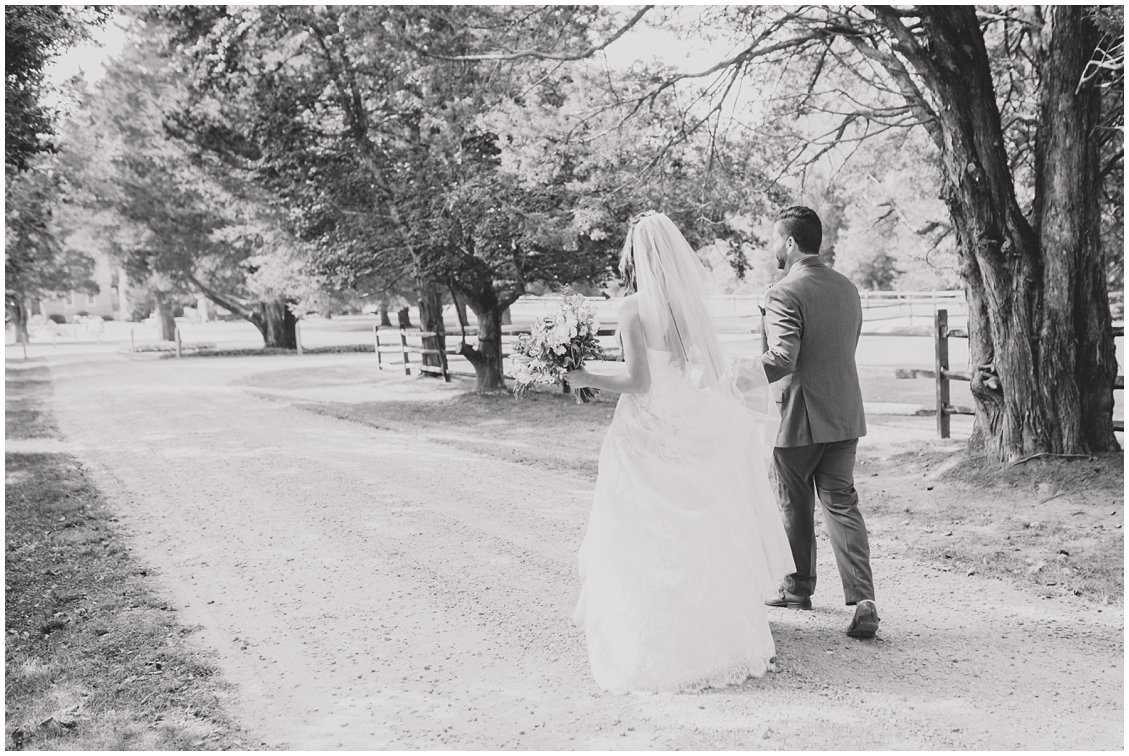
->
[5,164,98,319]
[149,6,785,387]
[5,5,104,172]
[60,15,315,344]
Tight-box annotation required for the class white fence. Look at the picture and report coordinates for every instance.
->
[503,291,966,331]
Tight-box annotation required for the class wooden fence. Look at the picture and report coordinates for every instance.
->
[373,325,619,382]
[373,325,451,381]
[897,310,1124,438]
[931,309,974,439]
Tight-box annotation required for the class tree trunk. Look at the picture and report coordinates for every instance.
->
[187,275,292,350]
[1032,6,1119,453]
[417,280,446,375]
[397,306,412,329]
[8,300,30,344]
[378,301,392,327]
[501,306,512,326]
[457,288,507,392]
[449,281,469,341]
[154,292,177,342]
[249,298,297,349]
[903,7,1117,460]
[264,298,298,349]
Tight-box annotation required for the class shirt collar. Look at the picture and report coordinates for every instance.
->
[790,255,825,272]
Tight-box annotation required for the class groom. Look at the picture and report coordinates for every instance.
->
[757,206,879,639]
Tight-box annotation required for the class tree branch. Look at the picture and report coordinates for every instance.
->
[1101,148,1124,179]
[422,6,654,62]
[840,13,942,146]
[185,272,254,321]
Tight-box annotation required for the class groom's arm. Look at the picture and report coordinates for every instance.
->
[760,287,802,383]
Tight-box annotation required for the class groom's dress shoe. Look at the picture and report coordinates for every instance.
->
[765,588,812,610]
[847,599,880,638]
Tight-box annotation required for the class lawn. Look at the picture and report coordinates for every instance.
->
[5,360,257,750]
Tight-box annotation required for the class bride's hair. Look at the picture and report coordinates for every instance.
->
[619,234,637,293]
[619,210,659,293]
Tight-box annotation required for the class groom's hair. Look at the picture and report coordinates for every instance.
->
[777,206,822,255]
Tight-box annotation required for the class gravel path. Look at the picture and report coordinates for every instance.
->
[43,351,1122,749]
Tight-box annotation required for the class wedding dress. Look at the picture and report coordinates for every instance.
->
[574,213,794,693]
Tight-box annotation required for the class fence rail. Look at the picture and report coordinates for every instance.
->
[373,326,451,381]
[898,311,1124,437]
[374,325,618,383]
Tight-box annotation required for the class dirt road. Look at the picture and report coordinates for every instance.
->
[41,351,1122,749]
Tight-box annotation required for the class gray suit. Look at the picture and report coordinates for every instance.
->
[760,256,874,604]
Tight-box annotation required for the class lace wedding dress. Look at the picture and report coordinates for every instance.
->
[573,213,794,694]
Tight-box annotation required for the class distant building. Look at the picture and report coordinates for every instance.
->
[34,253,129,322]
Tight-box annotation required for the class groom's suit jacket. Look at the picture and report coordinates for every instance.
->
[760,256,867,448]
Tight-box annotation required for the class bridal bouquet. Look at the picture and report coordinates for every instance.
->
[512,292,606,403]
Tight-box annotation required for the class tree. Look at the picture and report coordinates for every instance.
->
[155,6,448,362]
[5,6,105,340]
[5,163,97,342]
[401,32,786,389]
[854,6,1120,460]
[66,20,309,347]
[154,6,771,390]
[853,250,903,292]
[467,5,1121,461]
[5,5,103,172]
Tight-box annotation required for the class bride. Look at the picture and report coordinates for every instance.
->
[566,211,793,693]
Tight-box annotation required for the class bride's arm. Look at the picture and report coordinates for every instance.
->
[566,297,651,394]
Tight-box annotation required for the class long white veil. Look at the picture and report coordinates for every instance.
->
[627,212,727,387]
[625,211,775,430]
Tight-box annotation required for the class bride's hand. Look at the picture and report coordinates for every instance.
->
[566,367,594,388]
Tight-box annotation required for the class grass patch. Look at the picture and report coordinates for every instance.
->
[156,344,374,359]
[864,447,1123,605]
[5,359,256,750]
[6,365,62,441]
[303,385,621,480]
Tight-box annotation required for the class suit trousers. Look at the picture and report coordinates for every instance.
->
[773,439,874,605]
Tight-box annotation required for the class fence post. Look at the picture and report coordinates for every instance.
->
[439,334,450,383]
[130,328,135,353]
[295,321,303,356]
[374,325,382,370]
[400,328,411,376]
[935,309,950,439]
[175,327,183,359]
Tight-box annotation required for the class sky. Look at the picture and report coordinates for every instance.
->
[600,6,732,73]
[47,15,131,88]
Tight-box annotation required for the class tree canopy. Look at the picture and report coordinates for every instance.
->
[5,5,106,341]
